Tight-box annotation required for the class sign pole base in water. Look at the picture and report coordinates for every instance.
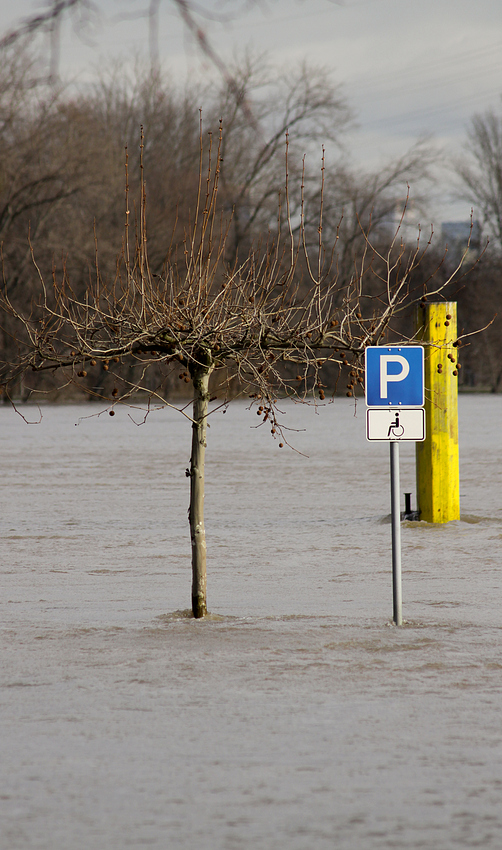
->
[390,441,403,626]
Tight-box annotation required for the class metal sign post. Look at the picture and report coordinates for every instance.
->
[365,346,425,625]
[390,441,402,626]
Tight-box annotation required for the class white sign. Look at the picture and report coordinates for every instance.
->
[365,346,424,407]
[366,408,425,442]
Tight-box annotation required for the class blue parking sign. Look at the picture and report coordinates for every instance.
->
[365,346,424,407]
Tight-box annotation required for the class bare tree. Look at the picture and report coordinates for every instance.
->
[1,127,460,617]
[0,7,437,300]
[0,46,203,318]
[0,42,353,315]
[212,53,352,258]
[456,104,502,250]
[451,255,502,392]
[0,42,112,302]
[310,137,438,272]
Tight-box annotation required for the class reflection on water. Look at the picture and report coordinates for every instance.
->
[1,396,501,849]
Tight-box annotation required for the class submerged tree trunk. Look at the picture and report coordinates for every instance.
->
[188,353,213,618]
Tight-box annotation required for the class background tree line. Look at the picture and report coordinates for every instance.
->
[1,19,501,398]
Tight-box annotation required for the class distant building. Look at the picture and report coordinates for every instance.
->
[440,220,481,266]
[381,199,421,243]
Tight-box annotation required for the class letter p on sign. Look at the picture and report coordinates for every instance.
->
[380,355,409,398]
[365,346,424,407]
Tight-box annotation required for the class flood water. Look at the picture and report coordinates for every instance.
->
[1,395,501,849]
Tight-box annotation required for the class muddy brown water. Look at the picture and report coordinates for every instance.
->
[1,396,501,849]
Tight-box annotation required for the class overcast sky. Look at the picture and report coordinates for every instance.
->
[2,0,502,222]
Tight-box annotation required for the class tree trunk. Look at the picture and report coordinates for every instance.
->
[188,356,213,618]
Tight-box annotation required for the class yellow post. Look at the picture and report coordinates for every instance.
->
[415,302,460,523]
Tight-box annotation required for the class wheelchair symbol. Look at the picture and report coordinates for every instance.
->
[387,412,405,438]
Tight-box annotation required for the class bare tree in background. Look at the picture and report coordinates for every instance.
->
[0,30,441,407]
[0,43,351,302]
[0,23,441,397]
[212,53,353,259]
[0,127,460,617]
[456,104,502,250]
[0,44,112,295]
